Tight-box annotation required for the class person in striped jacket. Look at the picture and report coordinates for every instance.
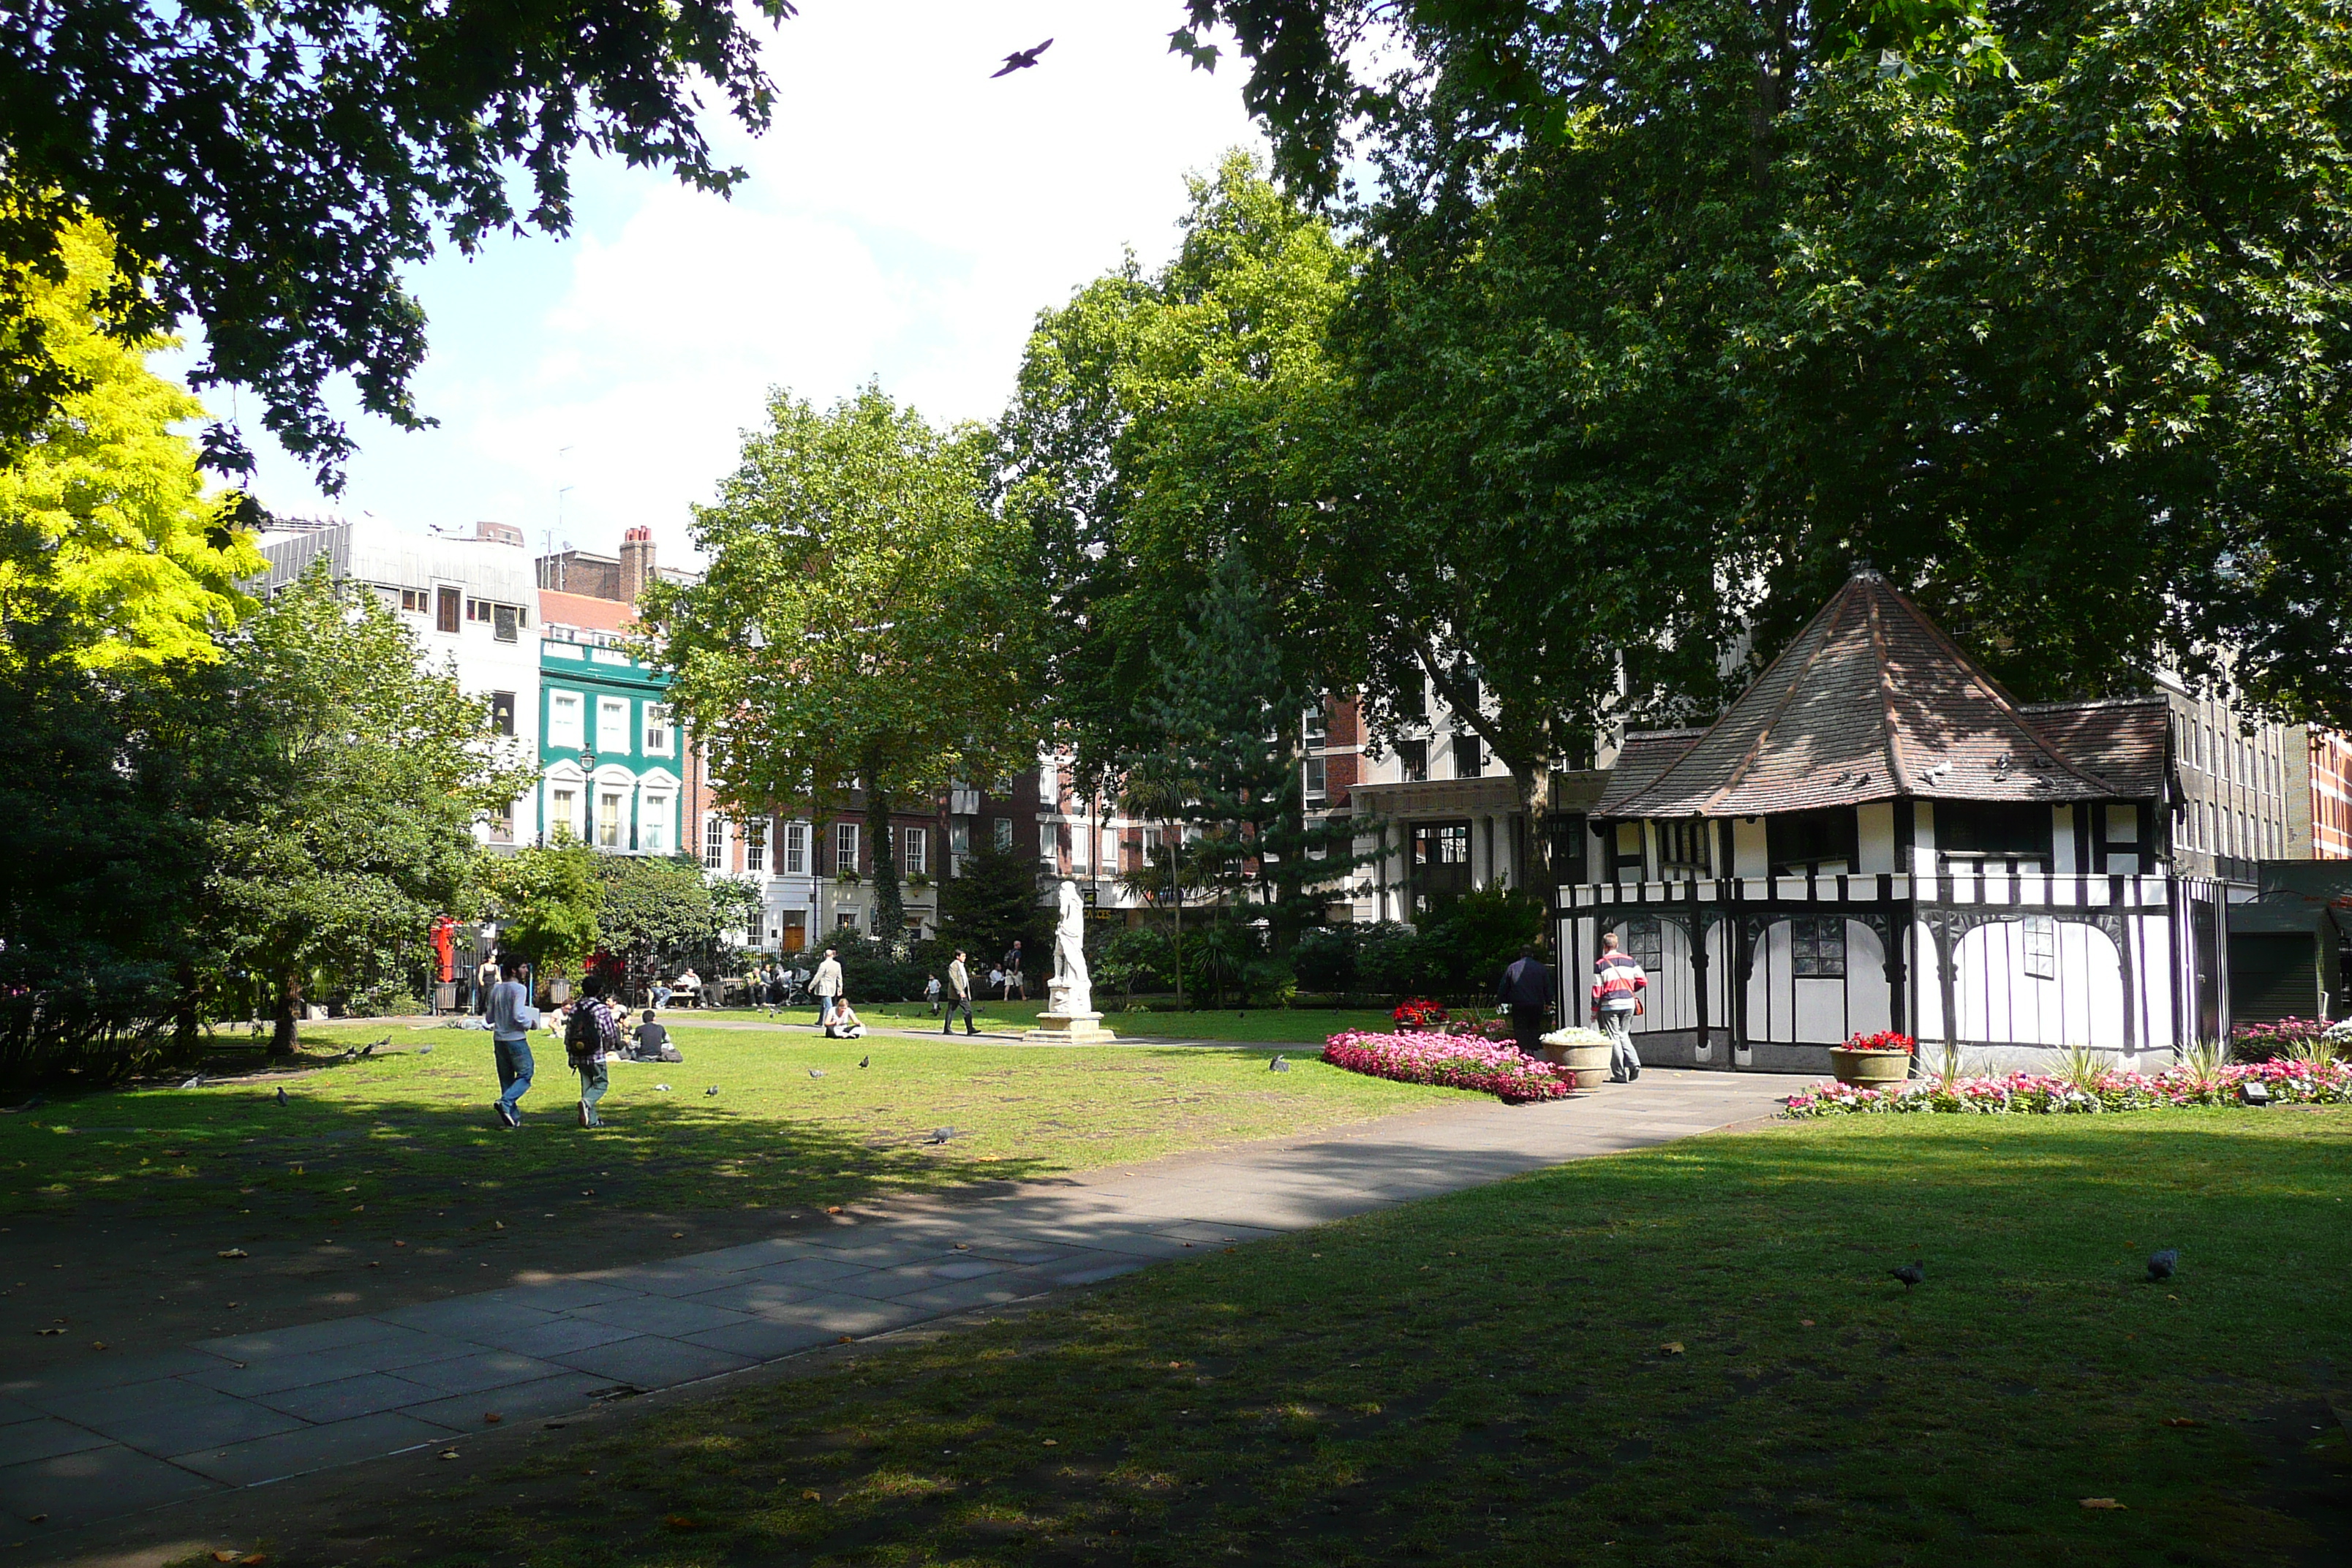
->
[1592,932,1648,1082]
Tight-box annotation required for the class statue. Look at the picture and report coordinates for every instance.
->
[1049,878,1093,1018]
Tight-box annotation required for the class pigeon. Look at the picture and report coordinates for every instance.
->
[928,1127,957,1145]
[991,37,1052,76]
[342,1045,358,1061]
[2147,1249,2179,1282]
[418,1044,433,1055]
[363,1038,385,1058]
[274,1085,289,1107]
[1891,1262,1925,1291]
[808,1068,826,1079]
[1268,1055,1290,1073]
[654,1082,671,1092]
[858,1055,870,1068]
[704,1086,720,1097]
[179,1074,205,1090]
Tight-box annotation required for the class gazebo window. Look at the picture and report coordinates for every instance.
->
[1659,818,1711,872]
[1768,808,1858,874]
[1790,916,1847,978]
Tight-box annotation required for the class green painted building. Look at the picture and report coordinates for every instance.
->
[536,588,683,856]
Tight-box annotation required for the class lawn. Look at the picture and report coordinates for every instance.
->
[0,1020,1447,1235]
[396,1106,2351,1567]
[704,998,1408,1044]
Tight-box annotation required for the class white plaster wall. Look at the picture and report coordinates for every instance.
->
[1948,919,2125,1048]
[1733,818,1769,876]
[2052,807,2077,874]
[1857,803,1896,874]
[1911,801,1937,875]
[1845,921,1892,1035]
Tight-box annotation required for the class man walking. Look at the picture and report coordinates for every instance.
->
[1591,931,1647,1082]
[1496,943,1554,1058]
[810,946,843,1028]
[566,977,620,1127]
[1002,939,1026,1001]
[483,951,538,1127]
[943,949,979,1036]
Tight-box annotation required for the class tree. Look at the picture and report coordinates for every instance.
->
[936,837,1050,982]
[486,840,602,987]
[2,0,795,482]
[191,564,532,1053]
[0,218,262,672]
[1183,0,2352,731]
[593,853,745,987]
[1123,554,1365,971]
[645,385,1046,951]
[1001,152,1370,796]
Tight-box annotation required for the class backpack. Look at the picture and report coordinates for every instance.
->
[657,1041,684,1063]
[565,1000,618,1066]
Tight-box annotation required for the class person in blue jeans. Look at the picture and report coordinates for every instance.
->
[483,952,539,1127]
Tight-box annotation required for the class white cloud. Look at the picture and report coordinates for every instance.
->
[228,0,1264,568]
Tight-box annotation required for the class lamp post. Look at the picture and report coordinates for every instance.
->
[579,749,597,846]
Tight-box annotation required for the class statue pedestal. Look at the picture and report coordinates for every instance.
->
[1023,1010,1115,1045]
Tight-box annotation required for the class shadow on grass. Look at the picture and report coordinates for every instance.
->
[378,1109,2352,1568]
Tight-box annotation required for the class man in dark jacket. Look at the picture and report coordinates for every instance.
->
[1496,944,1554,1057]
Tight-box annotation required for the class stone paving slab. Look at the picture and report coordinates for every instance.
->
[0,1069,1798,1531]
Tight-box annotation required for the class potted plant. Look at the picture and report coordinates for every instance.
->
[1830,1030,1915,1087]
[1541,1026,1616,1088]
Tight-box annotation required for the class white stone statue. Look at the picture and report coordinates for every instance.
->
[1049,878,1093,1017]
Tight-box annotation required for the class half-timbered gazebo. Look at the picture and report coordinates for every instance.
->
[1556,569,2227,1073]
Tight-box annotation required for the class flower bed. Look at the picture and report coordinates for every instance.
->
[1392,998,1447,1029]
[1323,1030,1576,1102]
[1783,1058,2352,1117]
[2231,1016,2340,1063]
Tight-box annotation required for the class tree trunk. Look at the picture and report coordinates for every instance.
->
[1170,868,1186,1013]
[1512,758,1556,951]
[271,970,303,1058]
[865,779,903,951]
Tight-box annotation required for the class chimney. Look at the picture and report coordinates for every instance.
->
[620,527,655,603]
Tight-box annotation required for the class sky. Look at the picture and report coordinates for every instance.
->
[201,1,1264,568]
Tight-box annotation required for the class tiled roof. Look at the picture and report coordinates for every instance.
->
[2015,698,2171,800]
[1597,730,1705,814]
[540,589,636,635]
[1605,571,2149,818]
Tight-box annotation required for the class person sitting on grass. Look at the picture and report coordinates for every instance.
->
[827,998,867,1040]
[631,1008,672,1062]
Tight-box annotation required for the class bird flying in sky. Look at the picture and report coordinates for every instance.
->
[992,38,1052,77]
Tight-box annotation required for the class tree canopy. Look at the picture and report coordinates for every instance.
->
[1,0,796,483]
[0,219,261,672]
[645,384,1047,944]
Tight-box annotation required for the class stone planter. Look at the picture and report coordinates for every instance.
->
[1829,1047,1911,1088]
[1541,1028,1615,1090]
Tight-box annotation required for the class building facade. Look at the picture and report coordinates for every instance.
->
[535,589,683,858]
[1559,570,2224,1074]
[2308,731,2352,860]
[252,519,540,848]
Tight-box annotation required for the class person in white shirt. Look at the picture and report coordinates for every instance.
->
[943,951,978,1036]
[810,947,843,1028]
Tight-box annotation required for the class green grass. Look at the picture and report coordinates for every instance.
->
[0,1022,1449,1236]
[703,998,1404,1043]
[411,1107,2351,1567]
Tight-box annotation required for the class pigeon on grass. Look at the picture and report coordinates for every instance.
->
[808,1068,826,1079]
[179,1075,206,1090]
[858,1055,870,1068]
[1268,1055,1291,1073]
[275,1085,289,1107]
[2147,1249,2179,1282]
[1891,1262,1925,1291]
[928,1128,957,1145]
[704,1086,720,1097]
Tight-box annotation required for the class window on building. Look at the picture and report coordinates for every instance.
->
[1039,765,1059,812]
[739,818,763,874]
[551,788,578,840]
[1041,822,1058,862]
[436,585,461,634]
[1071,823,1090,869]
[2022,915,2058,980]
[1103,828,1118,868]
[596,790,624,848]
[904,826,928,877]
[1396,738,1428,783]
[703,815,725,870]
[1619,916,1665,973]
[1769,807,1861,874]
[1788,916,1847,978]
[399,587,429,614]
[548,690,584,748]
[488,804,513,844]
[596,696,630,753]
[1304,703,1328,747]
[489,690,515,737]
[1658,818,1711,872]
[994,817,1014,851]
[1936,801,2053,867]
[1304,755,1327,799]
[1454,731,1482,778]
[835,821,860,875]
[783,821,809,875]
[641,794,671,853]
[642,704,672,756]
[1398,676,1428,722]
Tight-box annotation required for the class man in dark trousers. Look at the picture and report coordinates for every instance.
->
[1496,944,1554,1057]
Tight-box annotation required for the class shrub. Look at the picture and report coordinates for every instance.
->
[2231,1016,2337,1063]
[1784,1058,2352,1117]
[1289,925,1360,992]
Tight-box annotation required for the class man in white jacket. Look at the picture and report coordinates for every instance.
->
[810,947,843,1029]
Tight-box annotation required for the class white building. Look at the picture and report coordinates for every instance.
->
[252,519,540,849]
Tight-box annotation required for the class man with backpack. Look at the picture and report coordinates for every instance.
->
[566,979,622,1128]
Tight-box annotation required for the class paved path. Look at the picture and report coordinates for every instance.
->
[0,1070,1798,1532]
